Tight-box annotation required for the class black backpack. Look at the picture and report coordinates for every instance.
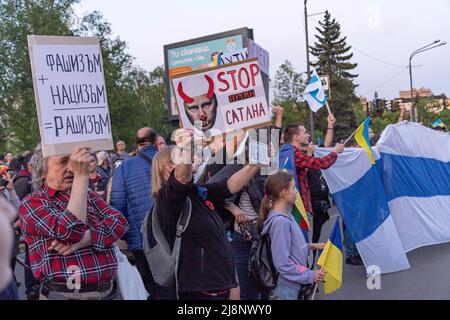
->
[248,230,278,293]
[307,169,329,200]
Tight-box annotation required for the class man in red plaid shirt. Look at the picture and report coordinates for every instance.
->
[283,122,344,215]
[19,145,128,300]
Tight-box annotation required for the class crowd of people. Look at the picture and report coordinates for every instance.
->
[0,106,399,301]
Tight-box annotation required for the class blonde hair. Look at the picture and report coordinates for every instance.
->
[151,146,174,199]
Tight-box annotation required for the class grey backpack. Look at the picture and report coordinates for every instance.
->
[141,198,192,291]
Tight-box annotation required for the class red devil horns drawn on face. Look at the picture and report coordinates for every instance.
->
[177,82,194,104]
[177,75,215,104]
[204,75,214,100]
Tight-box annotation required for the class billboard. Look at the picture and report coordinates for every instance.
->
[164,28,254,120]
[171,58,271,140]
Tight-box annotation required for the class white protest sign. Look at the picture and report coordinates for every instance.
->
[320,75,330,90]
[171,58,271,140]
[219,48,249,65]
[28,35,113,157]
[249,140,270,166]
[320,75,331,98]
[247,39,269,75]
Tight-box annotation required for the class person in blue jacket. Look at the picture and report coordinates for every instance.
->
[110,127,158,298]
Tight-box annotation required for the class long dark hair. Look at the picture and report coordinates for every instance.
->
[256,171,294,233]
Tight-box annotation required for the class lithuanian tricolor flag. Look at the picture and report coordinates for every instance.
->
[282,157,310,232]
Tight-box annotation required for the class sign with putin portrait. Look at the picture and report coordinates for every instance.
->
[171,58,271,139]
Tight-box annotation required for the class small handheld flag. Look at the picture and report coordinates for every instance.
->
[354,117,375,164]
[303,67,327,113]
[432,119,447,130]
[316,217,343,295]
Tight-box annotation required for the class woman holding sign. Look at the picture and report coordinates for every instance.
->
[146,129,262,300]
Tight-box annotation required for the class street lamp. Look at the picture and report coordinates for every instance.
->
[409,40,447,122]
[304,0,314,137]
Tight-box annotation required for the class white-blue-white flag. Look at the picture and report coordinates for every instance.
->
[303,67,327,112]
[315,122,450,275]
[315,147,410,275]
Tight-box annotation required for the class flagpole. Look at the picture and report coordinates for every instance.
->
[310,265,324,300]
[325,101,332,115]
[342,124,361,146]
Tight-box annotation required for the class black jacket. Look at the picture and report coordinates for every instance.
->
[13,174,32,201]
[150,173,237,293]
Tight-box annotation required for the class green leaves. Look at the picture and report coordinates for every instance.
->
[273,61,310,128]
[0,1,174,153]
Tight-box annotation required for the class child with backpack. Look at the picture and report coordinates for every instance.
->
[256,171,326,300]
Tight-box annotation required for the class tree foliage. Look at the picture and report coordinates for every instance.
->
[0,0,174,153]
[273,60,310,127]
[310,10,359,141]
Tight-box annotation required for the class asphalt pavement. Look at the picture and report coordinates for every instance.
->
[14,206,450,300]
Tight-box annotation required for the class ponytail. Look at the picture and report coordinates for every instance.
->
[256,171,294,234]
[256,194,272,233]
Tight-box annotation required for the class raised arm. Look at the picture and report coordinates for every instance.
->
[272,105,285,129]
[173,129,194,185]
[294,143,343,171]
[227,165,259,194]
[324,113,336,147]
[66,146,96,223]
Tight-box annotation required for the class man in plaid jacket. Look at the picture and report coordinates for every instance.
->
[20,144,128,300]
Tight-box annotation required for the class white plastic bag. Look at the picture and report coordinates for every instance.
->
[114,245,149,300]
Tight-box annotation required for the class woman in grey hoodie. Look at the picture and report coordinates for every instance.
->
[256,171,326,300]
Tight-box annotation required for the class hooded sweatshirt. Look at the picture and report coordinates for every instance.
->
[261,210,314,290]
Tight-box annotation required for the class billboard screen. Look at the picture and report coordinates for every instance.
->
[164,28,254,119]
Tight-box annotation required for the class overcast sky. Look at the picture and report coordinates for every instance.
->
[74,0,450,100]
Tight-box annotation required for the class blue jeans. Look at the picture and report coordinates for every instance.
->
[231,230,261,300]
[270,282,299,300]
[343,224,359,257]
[0,278,19,300]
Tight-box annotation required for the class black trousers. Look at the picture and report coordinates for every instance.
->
[312,211,330,244]
[132,250,157,298]
[179,292,230,300]
[311,201,330,266]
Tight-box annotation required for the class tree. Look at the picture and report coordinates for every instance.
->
[310,10,359,141]
[77,11,175,147]
[273,61,309,127]
[416,98,450,129]
[0,0,78,152]
[371,91,385,118]
[370,111,400,136]
[0,2,174,153]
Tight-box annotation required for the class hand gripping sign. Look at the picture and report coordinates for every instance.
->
[171,58,271,140]
[28,35,113,157]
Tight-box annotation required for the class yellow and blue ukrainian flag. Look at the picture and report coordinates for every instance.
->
[432,119,447,130]
[317,217,343,294]
[355,117,375,164]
